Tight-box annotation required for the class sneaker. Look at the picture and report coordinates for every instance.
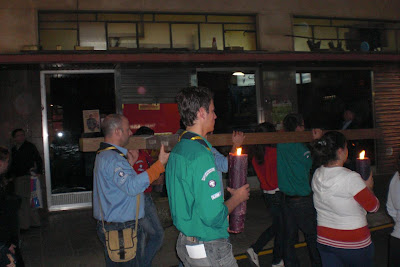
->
[246,247,260,267]
[272,259,285,267]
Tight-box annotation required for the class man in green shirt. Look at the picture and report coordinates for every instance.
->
[277,113,322,267]
[166,86,250,267]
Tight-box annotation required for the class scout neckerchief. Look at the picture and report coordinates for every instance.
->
[96,142,140,236]
[178,131,211,151]
[97,142,127,159]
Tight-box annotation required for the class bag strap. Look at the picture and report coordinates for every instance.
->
[96,143,141,236]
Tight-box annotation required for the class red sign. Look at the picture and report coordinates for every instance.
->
[123,103,180,134]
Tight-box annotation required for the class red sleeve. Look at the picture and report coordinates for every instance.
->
[145,150,155,165]
[353,187,380,212]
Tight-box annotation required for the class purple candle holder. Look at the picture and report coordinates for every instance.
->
[228,150,248,233]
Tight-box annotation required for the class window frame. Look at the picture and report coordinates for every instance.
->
[38,11,257,51]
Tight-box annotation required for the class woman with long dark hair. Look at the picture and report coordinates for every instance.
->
[311,131,379,267]
[246,123,284,267]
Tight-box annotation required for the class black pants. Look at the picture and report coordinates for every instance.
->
[0,194,24,266]
[282,195,321,267]
[251,191,284,264]
[388,235,400,267]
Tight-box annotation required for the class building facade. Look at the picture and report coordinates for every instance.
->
[1,0,400,210]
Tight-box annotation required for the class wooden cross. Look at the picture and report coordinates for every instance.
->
[79,129,381,152]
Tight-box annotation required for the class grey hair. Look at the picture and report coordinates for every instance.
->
[101,114,124,137]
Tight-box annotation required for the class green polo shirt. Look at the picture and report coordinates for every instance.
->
[277,142,312,196]
[166,132,229,241]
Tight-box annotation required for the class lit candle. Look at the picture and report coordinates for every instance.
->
[228,147,248,233]
[356,150,370,181]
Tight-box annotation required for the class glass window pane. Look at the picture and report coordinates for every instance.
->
[261,71,297,129]
[155,14,205,22]
[296,73,301,84]
[198,71,258,132]
[78,13,96,21]
[139,23,170,49]
[143,14,153,21]
[224,24,255,31]
[40,30,77,50]
[314,26,337,49]
[339,28,351,51]
[98,13,142,21]
[79,22,106,50]
[383,30,397,52]
[171,24,199,49]
[294,38,310,51]
[207,15,255,23]
[339,28,350,40]
[46,74,115,194]
[332,19,360,27]
[301,73,311,83]
[293,24,312,51]
[225,31,256,50]
[200,24,223,49]
[314,26,337,39]
[40,22,78,29]
[293,18,331,26]
[293,24,312,37]
[39,13,77,22]
[107,23,137,49]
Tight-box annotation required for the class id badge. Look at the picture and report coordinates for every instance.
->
[186,244,207,259]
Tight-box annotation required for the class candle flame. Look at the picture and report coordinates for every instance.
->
[359,150,366,159]
[236,147,242,156]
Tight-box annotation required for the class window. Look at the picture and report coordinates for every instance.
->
[38,11,257,51]
[293,16,400,53]
[107,23,137,49]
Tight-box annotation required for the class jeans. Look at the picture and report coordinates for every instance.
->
[282,195,321,267]
[139,193,164,267]
[176,232,238,267]
[317,242,374,267]
[251,191,284,264]
[96,220,144,267]
[15,175,40,230]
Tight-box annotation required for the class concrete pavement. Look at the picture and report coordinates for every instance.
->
[20,174,394,267]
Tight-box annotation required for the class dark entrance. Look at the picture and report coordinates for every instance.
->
[46,73,115,193]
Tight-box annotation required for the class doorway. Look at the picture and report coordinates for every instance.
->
[196,69,260,133]
[41,70,115,211]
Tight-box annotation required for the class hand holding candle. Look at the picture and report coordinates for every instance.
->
[356,150,370,181]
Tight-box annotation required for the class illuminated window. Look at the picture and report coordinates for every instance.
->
[292,16,400,53]
[38,11,257,51]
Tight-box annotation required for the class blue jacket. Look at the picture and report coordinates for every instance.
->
[93,143,150,222]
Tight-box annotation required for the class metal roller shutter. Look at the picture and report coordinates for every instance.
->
[119,68,192,104]
[373,65,400,173]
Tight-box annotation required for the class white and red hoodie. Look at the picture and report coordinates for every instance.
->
[312,166,379,249]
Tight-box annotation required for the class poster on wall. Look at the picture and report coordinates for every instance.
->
[83,109,100,133]
[271,100,292,130]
